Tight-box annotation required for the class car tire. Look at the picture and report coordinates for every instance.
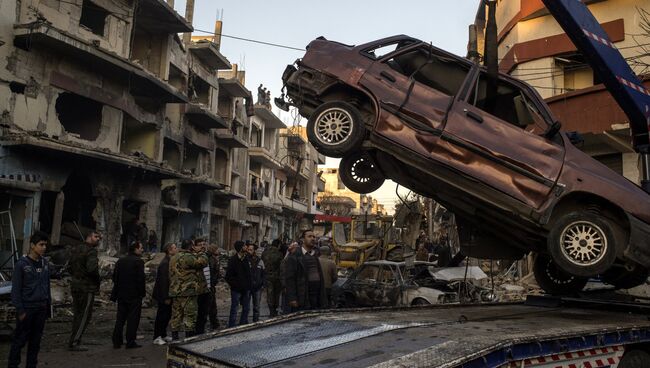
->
[411,298,430,306]
[533,254,588,295]
[618,349,650,368]
[339,152,385,193]
[307,101,366,158]
[603,265,649,290]
[547,210,619,277]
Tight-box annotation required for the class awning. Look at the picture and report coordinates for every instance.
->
[215,129,248,148]
[315,214,352,223]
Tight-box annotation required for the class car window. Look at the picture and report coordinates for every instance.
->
[378,266,398,284]
[364,39,417,59]
[384,46,470,96]
[356,265,380,282]
[469,72,551,133]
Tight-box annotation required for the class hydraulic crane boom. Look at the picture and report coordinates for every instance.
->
[540,0,650,150]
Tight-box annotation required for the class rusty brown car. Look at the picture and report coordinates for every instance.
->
[278,35,650,294]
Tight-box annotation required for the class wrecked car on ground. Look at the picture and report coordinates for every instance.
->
[333,260,492,307]
[278,35,650,294]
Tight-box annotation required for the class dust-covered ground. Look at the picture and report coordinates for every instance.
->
[0,285,270,368]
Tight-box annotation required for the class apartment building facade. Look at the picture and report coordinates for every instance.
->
[472,0,650,183]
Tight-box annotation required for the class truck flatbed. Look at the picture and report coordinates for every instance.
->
[167,299,650,368]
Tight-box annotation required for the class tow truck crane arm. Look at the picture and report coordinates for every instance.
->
[485,0,650,191]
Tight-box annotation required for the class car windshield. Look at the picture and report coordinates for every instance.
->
[356,265,380,282]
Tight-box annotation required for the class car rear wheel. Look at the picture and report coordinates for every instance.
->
[339,152,385,193]
[533,254,588,295]
[411,298,430,306]
[307,101,365,157]
[547,211,618,277]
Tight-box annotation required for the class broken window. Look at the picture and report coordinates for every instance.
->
[182,140,209,175]
[363,39,417,60]
[188,74,210,105]
[80,0,109,36]
[163,138,181,170]
[168,64,186,91]
[385,46,470,96]
[56,92,103,141]
[468,73,550,134]
[356,265,380,282]
[214,149,228,184]
[121,117,158,159]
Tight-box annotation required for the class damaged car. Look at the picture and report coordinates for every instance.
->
[333,260,492,307]
[278,35,650,294]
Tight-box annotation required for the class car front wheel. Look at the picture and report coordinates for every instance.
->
[339,152,385,193]
[547,211,619,277]
[307,101,365,158]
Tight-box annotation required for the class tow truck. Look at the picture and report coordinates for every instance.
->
[167,2,650,367]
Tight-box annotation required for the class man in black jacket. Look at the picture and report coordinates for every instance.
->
[285,230,326,312]
[152,243,177,345]
[111,241,146,349]
[9,231,51,368]
[225,241,252,327]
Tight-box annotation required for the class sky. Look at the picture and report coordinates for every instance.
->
[173,0,481,211]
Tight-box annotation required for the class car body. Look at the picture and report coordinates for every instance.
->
[333,260,491,307]
[280,35,650,292]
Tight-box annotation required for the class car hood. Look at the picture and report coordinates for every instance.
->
[427,266,488,281]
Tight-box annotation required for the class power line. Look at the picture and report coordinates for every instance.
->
[194,28,305,52]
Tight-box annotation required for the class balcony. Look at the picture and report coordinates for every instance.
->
[185,104,228,130]
[247,199,282,213]
[135,0,193,33]
[249,147,282,169]
[189,41,231,70]
[254,105,286,129]
[218,78,251,98]
[14,23,187,103]
[215,129,248,148]
[280,197,309,214]
[1,133,180,179]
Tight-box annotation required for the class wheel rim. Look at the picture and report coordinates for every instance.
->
[560,221,607,267]
[543,259,577,285]
[349,156,377,184]
[314,108,353,146]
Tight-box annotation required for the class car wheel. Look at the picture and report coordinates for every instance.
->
[603,265,649,290]
[619,349,650,368]
[307,101,366,158]
[411,298,430,306]
[339,152,384,193]
[533,254,588,295]
[547,211,619,277]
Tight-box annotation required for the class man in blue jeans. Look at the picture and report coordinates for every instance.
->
[9,231,51,368]
[225,241,252,327]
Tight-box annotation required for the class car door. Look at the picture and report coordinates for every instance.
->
[441,70,565,209]
[347,264,381,307]
[373,265,402,306]
[359,44,473,160]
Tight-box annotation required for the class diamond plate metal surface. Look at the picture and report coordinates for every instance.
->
[181,316,426,367]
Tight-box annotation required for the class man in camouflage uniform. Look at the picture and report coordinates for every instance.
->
[169,239,208,339]
[68,231,101,351]
[262,239,283,317]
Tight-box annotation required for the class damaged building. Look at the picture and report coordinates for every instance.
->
[0,0,327,265]
[0,0,264,261]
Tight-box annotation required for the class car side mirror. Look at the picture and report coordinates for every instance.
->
[544,120,562,139]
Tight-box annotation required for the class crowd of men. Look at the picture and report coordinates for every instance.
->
[8,228,338,368]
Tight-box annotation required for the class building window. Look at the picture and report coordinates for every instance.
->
[337,174,346,190]
[80,0,109,36]
[55,92,102,141]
